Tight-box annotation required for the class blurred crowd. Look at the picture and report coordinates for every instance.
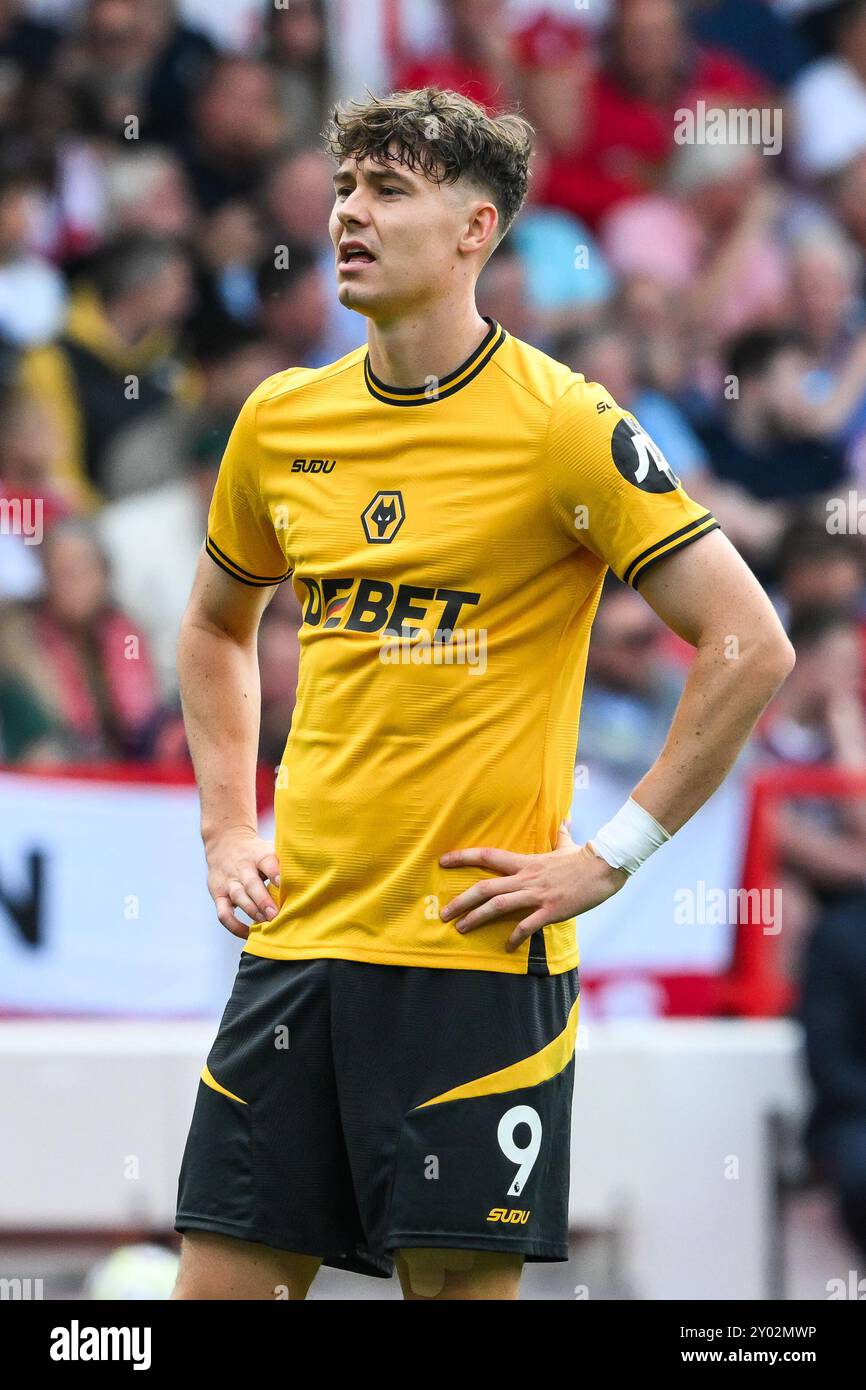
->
[0,0,865,1258]
[0,0,864,846]
[0,13,863,820]
[3,0,866,912]
[4,0,864,913]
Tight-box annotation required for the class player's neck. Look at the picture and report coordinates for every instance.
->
[366,303,491,389]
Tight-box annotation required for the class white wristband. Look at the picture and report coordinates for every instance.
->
[588,797,671,876]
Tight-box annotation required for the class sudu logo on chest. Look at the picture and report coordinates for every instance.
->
[291,457,337,474]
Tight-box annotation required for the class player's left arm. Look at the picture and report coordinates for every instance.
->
[440,528,795,950]
[621,526,795,830]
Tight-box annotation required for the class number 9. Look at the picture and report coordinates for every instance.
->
[497,1105,542,1197]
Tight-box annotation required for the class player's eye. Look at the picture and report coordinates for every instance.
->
[335,186,353,199]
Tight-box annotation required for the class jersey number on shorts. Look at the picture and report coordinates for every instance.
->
[497,1105,542,1196]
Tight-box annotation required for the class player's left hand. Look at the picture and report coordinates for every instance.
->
[439,824,628,952]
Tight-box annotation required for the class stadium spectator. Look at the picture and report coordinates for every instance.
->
[263,0,335,149]
[18,234,196,507]
[825,150,866,272]
[262,148,367,359]
[0,666,61,764]
[0,391,70,602]
[610,268,694,401]
[771,515,866,706]
[688,0,813,85]
[262,148,337,251]
[95,431,222,702]
[0,518,164,760]
[692,329,851,504]
[0,389,53,506]
[774,515,866,625]
[178,55,285,214]
[790,0,866,178]
[189,199,265,343]
[784,226,866,472]
[800,888,866,1260]
[56,0,215,146]
[2,78,106,263]
[394,2,590,155]
[601,145,790,356]
[255,242,332,369]
[96,329,279,697]
[509,198,614,341]
[0,168,67,347]
[789,224,865,362]
[560,317,785,563]
[575,580,684,782]
[100,147,196,241]
[755,605,866,974]
[536,0,767,227]
[0,0,60,80]
[510,10,593,156]
[393,0,520,111]
[477,241,542,348]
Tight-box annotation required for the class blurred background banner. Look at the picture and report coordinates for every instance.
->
[0,762,742,1017]
[0,767,238,1014]
[570,766,745,1014]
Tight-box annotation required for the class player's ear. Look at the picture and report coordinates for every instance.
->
[459,201,499,259]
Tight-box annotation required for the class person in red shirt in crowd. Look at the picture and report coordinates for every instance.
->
[395,1,767,230]
[0,517,166,761]
[537,0,768,227]
[392,0,589,149]
[393,0,516,110]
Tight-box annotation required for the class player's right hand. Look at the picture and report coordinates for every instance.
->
[204,827,281,938]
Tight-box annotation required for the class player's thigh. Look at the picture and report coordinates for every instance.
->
[172,1231,321,1301]
[395,1247,524,1301]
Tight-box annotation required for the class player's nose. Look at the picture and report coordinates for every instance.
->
[336,189,371,229]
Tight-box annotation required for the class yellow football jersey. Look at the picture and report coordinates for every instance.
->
[206,318,718,974]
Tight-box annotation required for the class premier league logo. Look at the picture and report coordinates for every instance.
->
[610,419,679,493]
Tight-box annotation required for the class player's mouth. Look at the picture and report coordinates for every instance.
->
[339,241,377,272]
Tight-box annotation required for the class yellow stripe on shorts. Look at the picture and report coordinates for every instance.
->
[415,995,579,1109]
[201,1064,248,1105]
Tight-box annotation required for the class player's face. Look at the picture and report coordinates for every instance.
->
[329,154,473,320]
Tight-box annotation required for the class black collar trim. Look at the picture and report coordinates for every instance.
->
[364,318,506,406]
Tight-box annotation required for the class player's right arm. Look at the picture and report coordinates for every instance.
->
[178,549,281,937]
[177,380,292,937]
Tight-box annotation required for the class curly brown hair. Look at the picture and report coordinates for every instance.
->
[323,86,534,243]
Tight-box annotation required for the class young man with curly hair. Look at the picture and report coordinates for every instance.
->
[172,87,793,1301]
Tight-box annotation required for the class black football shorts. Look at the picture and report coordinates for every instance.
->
[175,954,580,1277]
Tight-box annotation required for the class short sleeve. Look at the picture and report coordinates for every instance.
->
[205,386,292,587]
[546,377,719,588]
